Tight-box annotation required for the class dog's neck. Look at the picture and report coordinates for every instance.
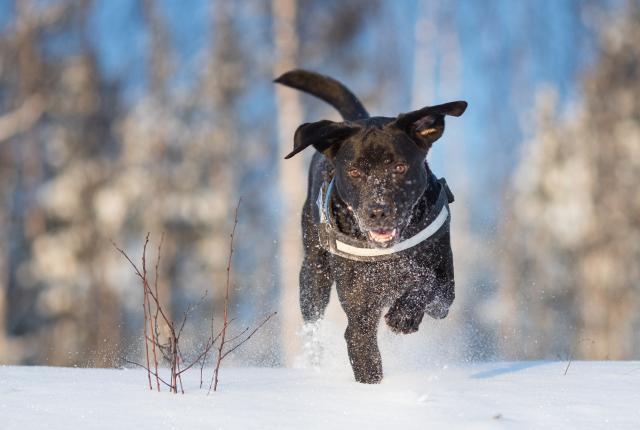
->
[329,163,440,240]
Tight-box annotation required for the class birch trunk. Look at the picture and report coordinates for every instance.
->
[272,0,305,365]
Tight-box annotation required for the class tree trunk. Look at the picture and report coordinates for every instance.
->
[272,0,305,365]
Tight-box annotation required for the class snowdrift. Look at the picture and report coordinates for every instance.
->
[1,361,639,429]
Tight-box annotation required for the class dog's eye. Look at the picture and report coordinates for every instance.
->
[393,163,408,174]
[347,168,362,179]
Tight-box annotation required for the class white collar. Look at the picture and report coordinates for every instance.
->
[316,176,452,261]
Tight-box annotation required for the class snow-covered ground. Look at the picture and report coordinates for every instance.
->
[1,361,638,430]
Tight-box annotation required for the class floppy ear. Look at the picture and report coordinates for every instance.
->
[285,120,360,160]
[393,101,467,151]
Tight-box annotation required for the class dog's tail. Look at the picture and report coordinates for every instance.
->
[274,69,369,121]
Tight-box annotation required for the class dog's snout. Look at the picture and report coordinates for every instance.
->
[368,205,389,220]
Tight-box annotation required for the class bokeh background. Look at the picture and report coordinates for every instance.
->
[1,0,638,368]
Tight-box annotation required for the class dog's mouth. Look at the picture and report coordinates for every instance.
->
[367,228,398,245]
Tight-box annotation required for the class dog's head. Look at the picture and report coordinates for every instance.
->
[286,102,466,246]
[277,70,466,247]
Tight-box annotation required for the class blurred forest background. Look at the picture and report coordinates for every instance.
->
[0,0,638,368]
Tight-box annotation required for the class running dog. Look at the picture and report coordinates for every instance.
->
[275,70,467,383]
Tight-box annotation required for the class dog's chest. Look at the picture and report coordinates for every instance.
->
[331,253,436,300]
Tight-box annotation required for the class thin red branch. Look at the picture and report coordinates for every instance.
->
[142,234,157,391]
[112,235,153,390]
[177,291,208,340]
[225,326,251,344]
[210,198,241,393]
[123,359,173,389]
[221,312,277,360]
[178,329,222,376]
[116,198,275,395]
[114,234,178,393]
[149,233,164,391]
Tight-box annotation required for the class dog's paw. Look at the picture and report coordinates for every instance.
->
[354,370,383,384]
[300,321,323,368]
[424,296,450,319]
[384,301,424,334]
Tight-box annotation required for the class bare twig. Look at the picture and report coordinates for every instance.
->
[149,234,163,391]
[177,291,208,340]
[225,326,251,344]
[201,320,216,387]
[177,337,218,376]
[564,338,595,375]
[199,317,234,388]
[110,240,144,278]
[210,199,241,393]
[141,234,153,390]
[112,235,172,332]
[176,358,185,395]
[221,312,277,360]
[142,232,160,391]
[114,234,179,393]
[113,235,153,390]
[123,359,173,389]
[115,198,276,395]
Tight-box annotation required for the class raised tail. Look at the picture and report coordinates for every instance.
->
[274,69,369,121]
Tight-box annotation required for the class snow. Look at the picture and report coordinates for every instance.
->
[2,361,639,429]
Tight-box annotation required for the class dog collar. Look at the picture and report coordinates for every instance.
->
[315,174,454,262]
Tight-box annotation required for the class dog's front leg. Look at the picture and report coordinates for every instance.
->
[299,249,333,367]
[384,279,454,333]
[344,312,383,383]
[384,287,428,334]
[386,236,455,333]
[299,198,334,323]
[338,290,383,384]
[423,236,456,320]
[299,250,333,323]
[424,278,454,319]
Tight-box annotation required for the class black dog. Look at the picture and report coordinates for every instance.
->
[275,70,467,383]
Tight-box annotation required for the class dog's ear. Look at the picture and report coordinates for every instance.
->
[285,120,360,160]
[393,101,467,151]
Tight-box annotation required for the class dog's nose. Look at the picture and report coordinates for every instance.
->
[368,205,389,220]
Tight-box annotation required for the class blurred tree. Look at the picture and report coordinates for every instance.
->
[500,1,640,360]
[0,0,122,365]
[107,0,252,363]
[272,0,305,365]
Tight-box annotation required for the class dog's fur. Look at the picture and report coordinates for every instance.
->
[276,70,467,383]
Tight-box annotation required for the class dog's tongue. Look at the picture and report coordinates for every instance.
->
[368,228,397,243]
